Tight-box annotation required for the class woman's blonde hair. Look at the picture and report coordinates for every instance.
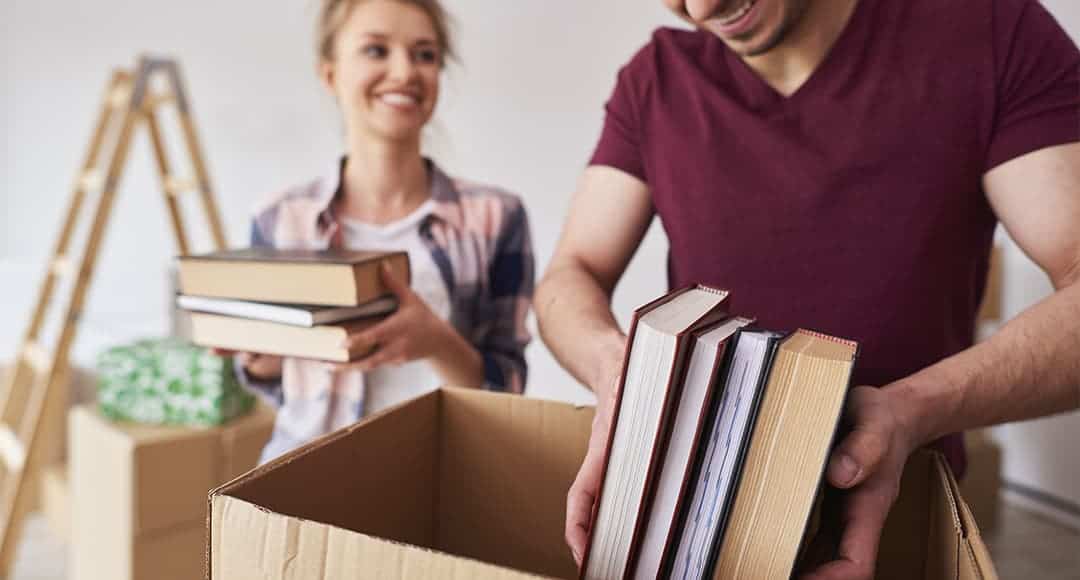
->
[317,0,455,66]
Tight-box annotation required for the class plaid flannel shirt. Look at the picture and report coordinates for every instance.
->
[239,158,533,457]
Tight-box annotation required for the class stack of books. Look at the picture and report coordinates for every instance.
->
[176,248,410,362]
[582,285,858,580]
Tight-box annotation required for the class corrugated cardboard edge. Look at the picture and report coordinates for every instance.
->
[205,391,438,580]
[935,452,999,580]
[206,389,565,580]
[211,495,550,579]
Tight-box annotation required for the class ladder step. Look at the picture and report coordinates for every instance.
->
[164,176,199,196]
[21,342,51,372]
[79,169,105,191]
[51,256,75,278]
[0,427,26,472]
[142,93,175,110]
[108,82,134,108]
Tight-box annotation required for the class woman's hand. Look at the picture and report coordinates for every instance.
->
[328,264,484,386]
[211,348,283,381]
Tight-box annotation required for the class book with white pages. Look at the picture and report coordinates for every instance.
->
[177,294,398,327]
[632,316,754,580]
[664,329,784,580]
[580,285,730,580]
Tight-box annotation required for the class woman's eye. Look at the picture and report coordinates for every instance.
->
[415,48,440,64]
[361,45,388,58]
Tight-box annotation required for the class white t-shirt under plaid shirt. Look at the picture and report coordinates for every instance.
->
[238,159,534,463]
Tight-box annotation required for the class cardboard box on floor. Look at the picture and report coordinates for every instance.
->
[207,388,997,580]
[72,403,274,580]
[40,463,70,541]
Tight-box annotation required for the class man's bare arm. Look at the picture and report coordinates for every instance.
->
[889,142,1080,445]
[535,166,654,399]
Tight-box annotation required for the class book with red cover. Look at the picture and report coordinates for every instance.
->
[580,285,730,580]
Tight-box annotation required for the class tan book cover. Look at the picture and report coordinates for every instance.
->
[177,249,410,307]
[711,329,858,580]
[188,312,381,362]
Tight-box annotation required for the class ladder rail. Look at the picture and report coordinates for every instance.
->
[0,56,227,575]
[0,73,129,433]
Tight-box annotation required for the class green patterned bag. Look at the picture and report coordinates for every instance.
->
[96,338,254,426]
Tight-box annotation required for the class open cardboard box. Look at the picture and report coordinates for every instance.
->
[207,388,997,579]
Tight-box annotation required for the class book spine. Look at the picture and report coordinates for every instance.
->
[794,328,858,350]
[703,333,783,579]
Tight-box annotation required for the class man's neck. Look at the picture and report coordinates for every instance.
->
[740,0,860,97]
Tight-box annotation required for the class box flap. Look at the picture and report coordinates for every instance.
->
[876,450,998,580]
[211,495,547,579]
[212,391,440,554]
[437,389,593,579]
[939,451,999,580]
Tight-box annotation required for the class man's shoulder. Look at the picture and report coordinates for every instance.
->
[619,26,712,80]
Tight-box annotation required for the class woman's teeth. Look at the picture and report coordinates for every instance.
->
[380,93,419,107]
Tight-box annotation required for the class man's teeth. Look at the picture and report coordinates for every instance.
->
[381,93,419,106]
[717,0,756,25]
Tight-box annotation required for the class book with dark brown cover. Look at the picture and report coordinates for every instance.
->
[177,248,410,307]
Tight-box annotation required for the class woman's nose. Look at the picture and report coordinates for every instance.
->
[388,49,418,83]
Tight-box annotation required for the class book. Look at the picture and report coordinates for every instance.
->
[581,285,730,580]
[709,329,857,580]
[176,248,411,307]
[633,317,753,580]
[187,312,382,362]
[664,329,784,580]
[176,295,398,327]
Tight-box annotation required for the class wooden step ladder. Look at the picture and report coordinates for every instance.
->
[0,55,227,575]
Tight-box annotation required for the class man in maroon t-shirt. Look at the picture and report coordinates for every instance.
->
[536,0,1080,577]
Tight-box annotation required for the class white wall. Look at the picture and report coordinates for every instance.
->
[1,1,11,227]
[3,1,1079,511]
[0,1,681,404]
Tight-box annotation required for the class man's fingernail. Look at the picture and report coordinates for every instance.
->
[834,454,861,486]
[571,548,581,563]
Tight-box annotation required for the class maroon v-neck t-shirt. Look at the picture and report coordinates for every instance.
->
[590,0,1080,473]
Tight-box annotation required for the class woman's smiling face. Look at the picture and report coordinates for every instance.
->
[322,0,443,143]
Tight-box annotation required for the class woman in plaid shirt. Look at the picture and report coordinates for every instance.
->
[233,0,534,461]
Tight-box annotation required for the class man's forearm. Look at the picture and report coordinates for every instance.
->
[535,264,626,399]
[889,279,1080,446]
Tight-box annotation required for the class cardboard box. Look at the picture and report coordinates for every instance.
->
[72,403,274,580]
[207,388,997,580]
[40,462,70,542]
[959,429,1002,533]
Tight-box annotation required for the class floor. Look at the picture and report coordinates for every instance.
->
[7,502,1079,579]
[984,503,1080,579]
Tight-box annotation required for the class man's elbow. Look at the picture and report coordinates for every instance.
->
[534,267,567,343]
[1051,253,1080,291]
